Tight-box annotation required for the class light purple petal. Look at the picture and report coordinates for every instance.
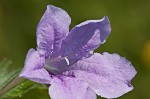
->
[84,87,97,99]
[62,16,111,64]
[19,48,51,84]
[64,52,137,98]
[36,5,71,57]
[49,77,96,99]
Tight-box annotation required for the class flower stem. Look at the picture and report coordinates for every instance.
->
[0,77,24,96]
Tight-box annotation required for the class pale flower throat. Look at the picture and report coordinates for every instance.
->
[44,57,70,75]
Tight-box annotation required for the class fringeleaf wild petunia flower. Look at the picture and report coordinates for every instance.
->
[19,5,137,99]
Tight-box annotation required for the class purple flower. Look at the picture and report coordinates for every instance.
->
[19,5,137,99]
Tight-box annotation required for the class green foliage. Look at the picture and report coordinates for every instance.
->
[0,58,19,89]
[0,59,39,99]
[1,80,38,99]
[14,87,50,99]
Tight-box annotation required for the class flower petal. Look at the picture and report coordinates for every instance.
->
[36,5,71,57]
[64,52,137,98]
[84,87,97,99]
[19,48,51,84]
[62,16,111,64]
[49,77,96,99]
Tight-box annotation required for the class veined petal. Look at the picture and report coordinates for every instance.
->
[84,87,97,99]
[36,5,71,57]
[64,52,137,98]
[62,16,111,64]
[19,48,51,84]
[49,77,96,99]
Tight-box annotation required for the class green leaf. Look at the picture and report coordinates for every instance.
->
[0,58,19,89]
[0,58,40,99]
[14,86,50,99]
[1,79,38,99]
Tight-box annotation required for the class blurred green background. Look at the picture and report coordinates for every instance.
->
[0,0,150,99]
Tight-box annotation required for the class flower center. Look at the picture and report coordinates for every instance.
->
[44,57,70,75]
